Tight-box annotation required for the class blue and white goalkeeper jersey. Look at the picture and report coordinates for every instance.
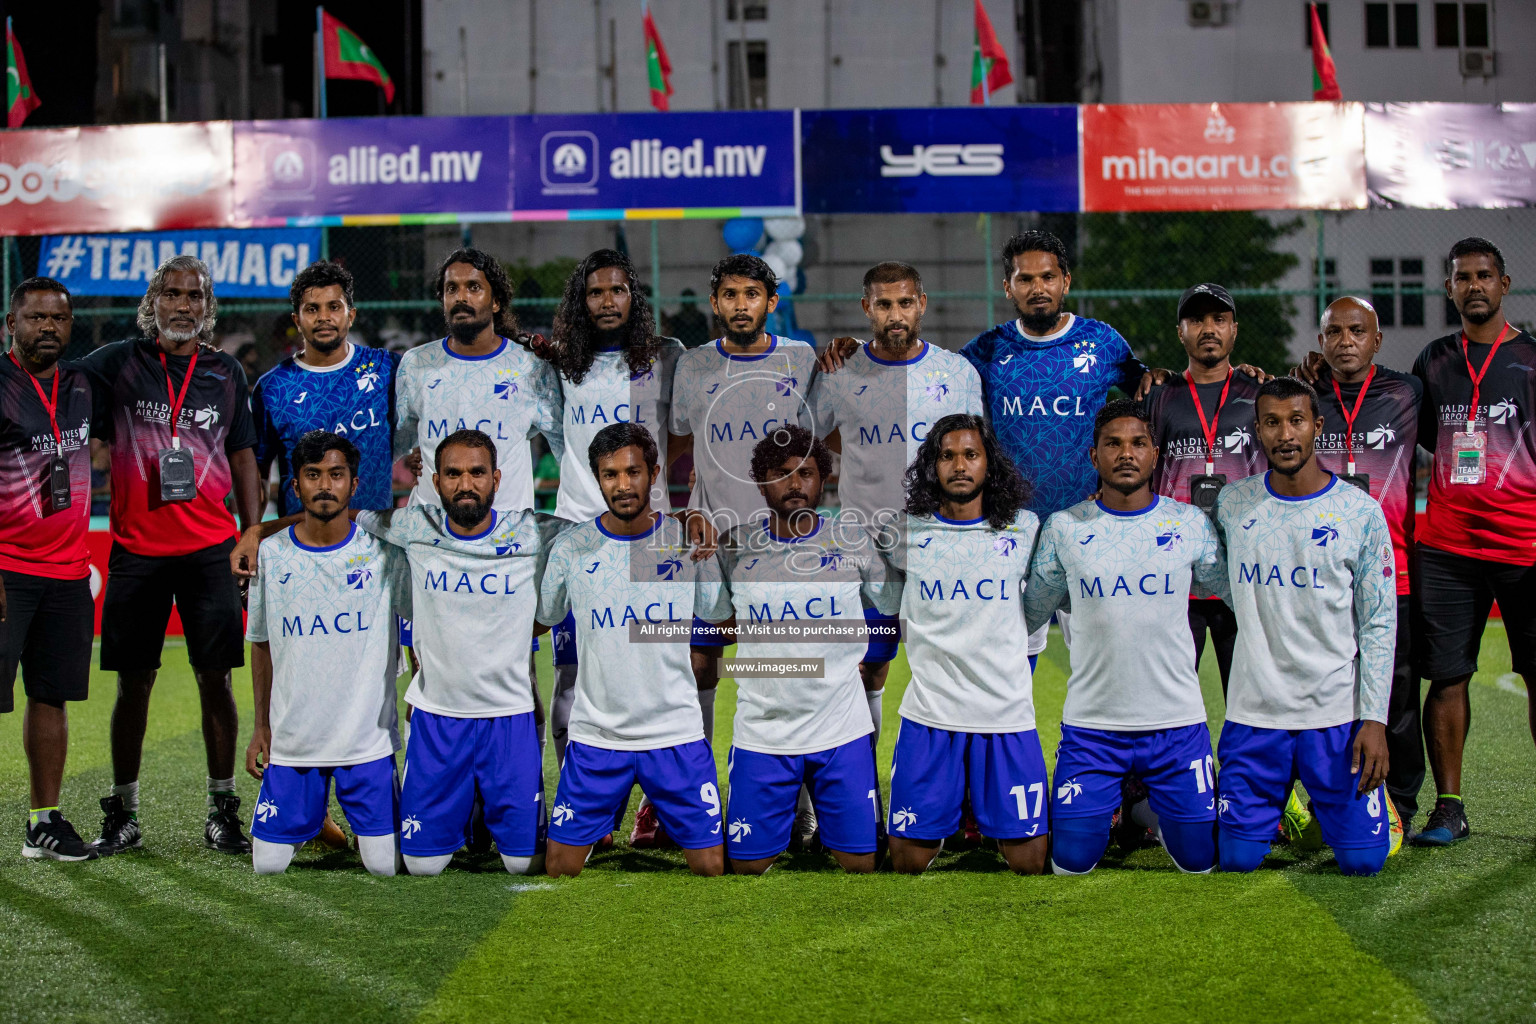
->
[537,514,726,750]
[1025,496,1227,731]
[394,337,564,511]
[705,517,899,756]
[807,341,983,526]
[245,523,406,766]
[883,511,1040,733]
[555,339,683,521]
[1215,473,1397,730]
[668,336,816,528]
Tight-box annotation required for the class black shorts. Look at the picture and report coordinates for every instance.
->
[0,569,94,713]
[1414,545,1536,680]
[100,538,245,675]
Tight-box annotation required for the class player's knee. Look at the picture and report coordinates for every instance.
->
[1335,844,1387,877]
[501,853,543,876]
[403,853,453,876]
[251,838,297,875]
[890,839,939,875]
[1160,820,1217,874]
[1050,818,1109,875]
[356,834,398,877]
[1217,834,1271,873]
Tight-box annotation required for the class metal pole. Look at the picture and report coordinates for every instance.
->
[983,213,994,328]
[157,43,168,121]
[650,220,661,315]
[458,25,469,115]
[1315,211,1326,324]
[316,6,327,118]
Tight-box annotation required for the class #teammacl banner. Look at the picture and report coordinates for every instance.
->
[800,106,1078,214]
[0,122,232,236]
[233,117,513,223]
[1082,102,1366,212]
[1366,102,1536,209]
[38,227,323,298]
[510,110,798,216]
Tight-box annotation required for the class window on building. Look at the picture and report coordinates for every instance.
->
[1314,258,1339,322]
[1444,258,1462,326]
[1463,2,1489,46]
[1365,4,1391,46]
[1434,2,1460,45]
[1371,259,1397,326]
[1369,258,1426,328]
[1400,258,1425,326]
[1395,4,1420,46]
[1306,3,1330,46]
[727,40,768,110]
[726,0,768,20]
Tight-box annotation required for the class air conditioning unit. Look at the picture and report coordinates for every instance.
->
[1459,49,1496,76]
[1187,0,1228,27]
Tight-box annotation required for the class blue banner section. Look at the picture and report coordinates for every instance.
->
[510,110,798,213]
[800,106,1079,214]
[38,228,323,298]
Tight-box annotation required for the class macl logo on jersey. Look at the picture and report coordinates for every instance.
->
[401,816,423,838]
[493,525,521,555]
[657,557,684,580]
[775,375,799,397]
[707,418,792,444]
[856,421,931,445]
[254,799,278,823]
[424,571,520,595]
[569,401,650,426]
[355,365,380,392]
[1237,563,1326,589]
[493,369,520,400]
[818,549,845,571]
[993,536,1018,557]
[345,554,373,590]
[879,143,1004,177]
[280,610,372,635]
[728,819,752,842]
[918,578,1012,601]
[1155,520,1183,551]
[590,602,683,629]
[1077,574,1176,598]
[1311,511,1341,547]
[552,802,575,826]
[1056,779,1083,804]
[746,595,847,622]
[925,381,950,401]
[891,808,918,832]
[1072,340,1098,374]
[1000,395,1090,417]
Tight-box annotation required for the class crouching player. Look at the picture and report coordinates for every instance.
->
[882,415,1047,874]
[1025,401,1228,874]
[244,432,405,875]
[539,423,728,877]
[1215,379,1395,876]
[716,426,899,874]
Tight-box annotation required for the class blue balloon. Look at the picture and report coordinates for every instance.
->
[722,217,764,253]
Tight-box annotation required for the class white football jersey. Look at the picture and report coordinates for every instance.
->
[245,524,405,766]
[537,514,726,750]
[885,510,1040,733]
[355,505,563,718]
[555,339,682,521]
[394,337,564,510]
[1025,496,1226,731]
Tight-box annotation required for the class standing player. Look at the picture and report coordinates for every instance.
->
[539,424,727,877]
[252,261,400,516]
[1214,378,1396,876]
[243,432,405,876]
[0,279,102,860]
[395,248,563,511]
[881,414,1046,874]
[1407,238,1536,846]
[807,262,984,743]
[1143,284,1264,695]
[712,426,898,874]
[82,255,263,856]
[1025,400,1227,874]
[668,254,816,838]
[1310,296,1425,832]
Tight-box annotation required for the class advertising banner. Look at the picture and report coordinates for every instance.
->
[1081,102,1366,212]
[0,123,232,236]
[38,227,322,298]
[233,117,512,223]
[1366,102,1536,208]
[800,106,1078,214]
[510,110,798,216]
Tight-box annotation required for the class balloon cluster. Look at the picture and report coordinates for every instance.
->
[720,215,815,346]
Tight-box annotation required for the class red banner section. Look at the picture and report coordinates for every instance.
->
[1081,102,1366,212]
[0,122,232,236]
[85,531,185,636]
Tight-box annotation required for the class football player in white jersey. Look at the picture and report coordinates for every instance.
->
[668,254,817,841]
[539,423,729,877]
[1214,378,1396,876]
[710,426,899,874]
[1024,400,1228,874]
[244,432,406,876]
[807,262,985,752]
[882,414,1046,874]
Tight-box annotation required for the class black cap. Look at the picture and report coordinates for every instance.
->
[1177,283,1236,320]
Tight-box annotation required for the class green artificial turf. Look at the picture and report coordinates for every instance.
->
[0,632,1530,1024]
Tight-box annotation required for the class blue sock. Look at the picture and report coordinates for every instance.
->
[1334,844,1388,877]
[1218,831,1271,873]
[1029,654,1039,673]
[1050,815,1110,875]
[1161,819,1217,873]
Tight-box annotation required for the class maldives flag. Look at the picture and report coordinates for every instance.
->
[321,9,395,104]
[6,19,41,128]
[969,0,1013,105]
[643,2,673,112]
[1309,3,1341,100]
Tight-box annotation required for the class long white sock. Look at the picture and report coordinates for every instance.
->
[866,688,884,745]
[111,781,140,814]
[698,687,717,746]
[356,834,399,877]
[252,838,299,875]
[501,852,544,876]
[403,853,453,876]
[552,662,578,767]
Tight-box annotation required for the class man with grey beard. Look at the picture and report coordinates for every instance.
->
[77,255,263,856]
